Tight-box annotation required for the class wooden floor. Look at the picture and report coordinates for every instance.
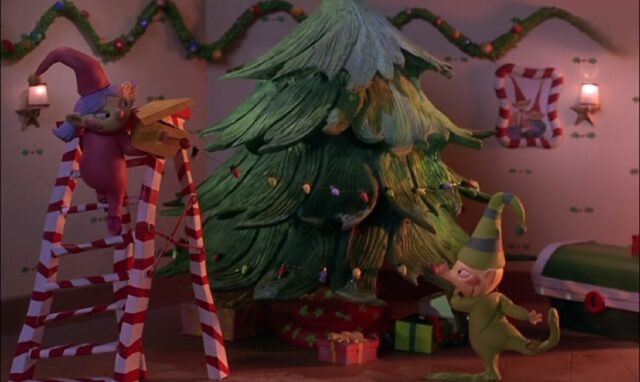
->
[1,304,638,382]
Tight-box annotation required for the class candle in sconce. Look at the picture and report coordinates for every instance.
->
[579,83,599,105]
[27,84,49,107]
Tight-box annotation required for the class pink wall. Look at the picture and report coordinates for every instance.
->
[1,0,207,299]
[1,0,638,299]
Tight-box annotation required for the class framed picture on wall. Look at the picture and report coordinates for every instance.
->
[494,64,564,149]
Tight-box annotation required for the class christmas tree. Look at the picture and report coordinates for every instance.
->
[162,0,492,303]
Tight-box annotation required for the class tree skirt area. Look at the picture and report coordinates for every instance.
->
[1,304,638,382]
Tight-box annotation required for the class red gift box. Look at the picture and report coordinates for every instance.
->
[317,334,379,365]
[278,322,329,349]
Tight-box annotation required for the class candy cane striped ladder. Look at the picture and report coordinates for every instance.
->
[9,116,228,381]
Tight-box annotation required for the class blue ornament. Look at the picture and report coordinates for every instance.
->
[30,31,42,42]
[54,1,65,11]
[139,18,149,28]
[330,185,340,197]
[440,182,452,190]
[188,41,199,53]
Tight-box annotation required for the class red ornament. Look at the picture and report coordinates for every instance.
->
[80,9,90,19]
[230,165,241,179]
[511,24,522,34]
[2,39,13,53]
[213,253,222,262]
[359,191,369,203]
[113,38,125,51]
[480,42,493,54]
[277,264,287,279]
[434,16,443,27]
[451,30,461,39]
[249,4,260,17]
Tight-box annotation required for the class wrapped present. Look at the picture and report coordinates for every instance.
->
[277,322,328,349]
[180,302,268,341]
[394,314,450,354]
[317,331,379,365]
[291,290,388,332]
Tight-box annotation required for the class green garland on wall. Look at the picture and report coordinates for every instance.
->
[0,0,620,63]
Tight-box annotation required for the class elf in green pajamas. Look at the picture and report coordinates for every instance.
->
[426,192,560,382]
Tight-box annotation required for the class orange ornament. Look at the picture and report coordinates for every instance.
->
[481,42,493,54]
[452,30,461,39]
[290,6,304,18]
[211,49,222,61]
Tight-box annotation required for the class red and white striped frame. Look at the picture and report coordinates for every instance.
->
[494,63,564,149]
[171,113,229,380]
[9,138,82,381]
[113,155,164,382]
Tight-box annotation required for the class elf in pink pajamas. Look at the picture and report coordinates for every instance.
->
[30,47,146,235]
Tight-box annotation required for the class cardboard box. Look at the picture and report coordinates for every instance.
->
[180,302,269,341]
[317,338,379,365]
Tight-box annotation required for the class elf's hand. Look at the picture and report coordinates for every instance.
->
[529,310,542,325]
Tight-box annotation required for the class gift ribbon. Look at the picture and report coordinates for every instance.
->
[409,322,417,352]
[327,331,365,343]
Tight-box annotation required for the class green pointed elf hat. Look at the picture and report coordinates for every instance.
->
[457,192,526,270]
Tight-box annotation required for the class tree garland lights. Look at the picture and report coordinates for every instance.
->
[1,0,620,63]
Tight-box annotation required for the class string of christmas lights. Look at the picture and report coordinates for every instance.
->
[1,1,620,63]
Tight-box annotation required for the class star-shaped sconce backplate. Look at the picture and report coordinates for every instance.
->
[15,107,42,130]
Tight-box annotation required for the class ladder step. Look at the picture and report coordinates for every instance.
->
[25,378,115,382]
[43,272,129,292]
[41,301,125,324]
[29,341,117,359]
[61,198,139,215]
[51,232,132,257]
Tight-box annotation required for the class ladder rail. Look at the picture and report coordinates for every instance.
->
[173,144,229,379]
[10,139,82,381]
[114,155,164,382]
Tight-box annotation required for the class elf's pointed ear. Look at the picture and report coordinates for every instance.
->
[483,268,497,282]
[65,113,84,127]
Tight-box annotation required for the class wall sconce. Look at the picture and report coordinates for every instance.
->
[15,75,49,130]
[571,82,600,126]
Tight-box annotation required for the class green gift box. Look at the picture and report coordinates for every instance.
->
[394,314,439,354]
